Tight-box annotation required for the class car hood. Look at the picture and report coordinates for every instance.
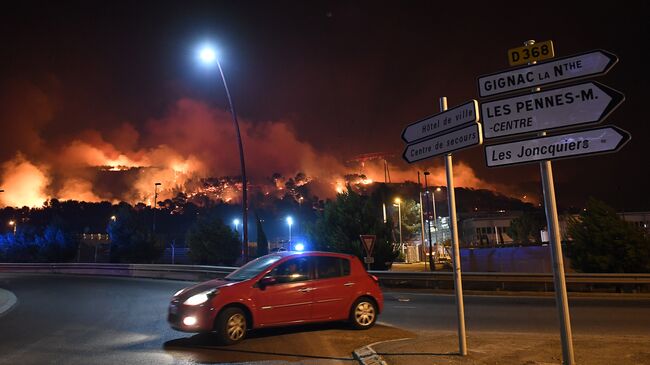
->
[174,278,239,300]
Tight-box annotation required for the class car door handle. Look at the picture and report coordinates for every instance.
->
[344,282,355,287]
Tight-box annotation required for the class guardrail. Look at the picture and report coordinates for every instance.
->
[1,263,648,293]
[369,271,650,293]
[0,263,236,282]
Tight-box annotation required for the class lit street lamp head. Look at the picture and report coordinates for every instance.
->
[198,45,217,64]
[286,216,293,226]
[233,219,240,226]
[394,198,401,204]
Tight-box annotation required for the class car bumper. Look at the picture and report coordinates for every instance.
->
[167,301,214,333]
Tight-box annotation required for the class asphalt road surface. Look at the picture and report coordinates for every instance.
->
[382,291,650,335]
[1,273,649,365]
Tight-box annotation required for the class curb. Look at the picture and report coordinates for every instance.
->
[353,338,412,365]
[0,288,18,316]
[353,345,386,365]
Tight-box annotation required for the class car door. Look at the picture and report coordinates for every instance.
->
[311,256,356,321]
[252,256,315,326]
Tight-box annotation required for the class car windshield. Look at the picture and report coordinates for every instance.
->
[225,254,283,281]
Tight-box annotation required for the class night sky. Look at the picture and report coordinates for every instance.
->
[1,1,647,210]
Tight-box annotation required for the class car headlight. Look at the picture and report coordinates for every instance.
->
[184,289,219,306]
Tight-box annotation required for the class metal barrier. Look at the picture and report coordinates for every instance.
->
[0,263,236,282]
[1,263,648,293]
[369,271,650,293]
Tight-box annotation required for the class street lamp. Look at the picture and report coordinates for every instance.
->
[286,216,293,247]
[153,182,161,233]
[197,43,249,263]
[393,198,403,257]
[233,218,240,232]
[8,220,16,235]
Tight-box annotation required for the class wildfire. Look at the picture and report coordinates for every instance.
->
[0,97,520,208]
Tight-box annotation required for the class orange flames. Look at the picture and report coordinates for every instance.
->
[0,97,513,208]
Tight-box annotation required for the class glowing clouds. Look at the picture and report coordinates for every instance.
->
[0,155,49,207]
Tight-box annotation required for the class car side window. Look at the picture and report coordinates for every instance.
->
[270,257,311,284]
[316,257,350,279]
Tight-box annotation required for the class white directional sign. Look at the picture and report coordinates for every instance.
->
[482,82,625,139]
[478,50,618,98]
[485,126,630,168]
[403,123,482,163]
[401,100,479,143]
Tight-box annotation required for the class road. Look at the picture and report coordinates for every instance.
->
[1,273,649,364]
[382,291,650,335]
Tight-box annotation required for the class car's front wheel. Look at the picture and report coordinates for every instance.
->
[215,307,247,345]
[349,297,377,330]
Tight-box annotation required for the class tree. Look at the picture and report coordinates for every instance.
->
[508,211,545,244]
[35,223,77,262]
[567,198,650,273]
[108,206,164,263]
[255,213,269,257]
[186,216,240,265]
[307,187,398,269]
[394,199,421,242]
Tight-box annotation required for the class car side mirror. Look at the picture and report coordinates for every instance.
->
[259,276,276,289]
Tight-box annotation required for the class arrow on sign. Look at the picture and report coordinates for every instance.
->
[403,123,482,163]
[478,49,618,98]
[401,100,479,143]
[481,82,625,140]
[485,125,630,168]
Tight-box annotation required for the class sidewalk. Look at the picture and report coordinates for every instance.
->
[0,288,17,315]
[357,332,650,365]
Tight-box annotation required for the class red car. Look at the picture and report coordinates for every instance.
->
[168,251,383,344]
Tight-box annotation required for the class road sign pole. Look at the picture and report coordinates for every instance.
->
[441,96,467,356]
[418,172,427,269]
[540,156,575,365]
[525,39,575,365]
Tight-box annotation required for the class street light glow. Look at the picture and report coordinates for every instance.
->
[233,219,240,225]
[294,243,305,251]
[198,46,217,64]
[286,216,293,226]
[394,197,401,204]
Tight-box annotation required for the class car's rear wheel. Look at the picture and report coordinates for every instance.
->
[215,307,247,345]
[349,297,377,329]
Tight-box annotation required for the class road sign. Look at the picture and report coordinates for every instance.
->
[401,100,479,143]
[403,123,482,163]
[359,235,376,256]
[482,82,625,139]
[508,40,555,66]
[478,50,618,98]
[485,125,630,168]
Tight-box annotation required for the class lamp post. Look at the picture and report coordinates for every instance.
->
[233,218,243,246]
[8,220,16,235]
[153,182,161,233]
[197,44,249,263]
[393,198,403,257]
[286,216,293,249]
